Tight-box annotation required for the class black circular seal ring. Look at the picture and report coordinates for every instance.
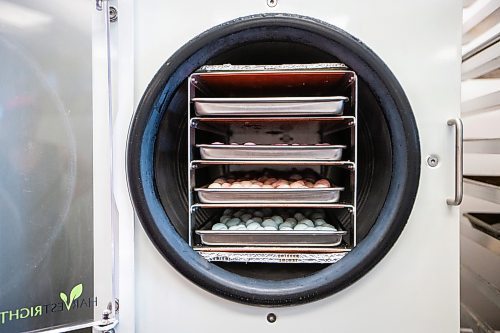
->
[127,14,420,306]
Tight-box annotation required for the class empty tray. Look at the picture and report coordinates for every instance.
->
[197,144,346,161]
[193,96,348,116]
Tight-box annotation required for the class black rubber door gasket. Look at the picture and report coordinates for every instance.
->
[127,14,420,306]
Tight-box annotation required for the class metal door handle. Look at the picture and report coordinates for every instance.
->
[447,118,463,205]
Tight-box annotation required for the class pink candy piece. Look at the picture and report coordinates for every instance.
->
[240,181,253,187]
[290,181,304,188]
[315,179,331,187]
[213,178,225,184]
[212,142,224,145]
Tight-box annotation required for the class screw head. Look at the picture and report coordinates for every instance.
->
[267,0,277,7]
[267,313,277,323]
[109,6,118,22]
[427,155,439,167]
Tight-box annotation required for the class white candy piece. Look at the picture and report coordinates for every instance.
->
[314,219,327,226]
[263,226,277,231]
[294,224,309,231]
[279,222,292,230]
[316,226,335,231]
[294,213,305,221]
[219,216,231,223]
[271,215,284,224]
[252,217,263,223]
[233,210,244,217]
[240,213,253,222]
[246,222,261,230]
[300,219,314,227]
[279,226,293,231]
[245,219,256,226]
[262,219,277,228]
[212,223,228,230]
[253,210,264,217]
[229,225,246,230]
[322,223,336,230]
[226,218,241,227]
[223,209,233,216]
[311,212,325,220]
[208,183,221,188]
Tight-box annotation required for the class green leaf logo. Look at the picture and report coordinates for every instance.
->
[59,283,83,311]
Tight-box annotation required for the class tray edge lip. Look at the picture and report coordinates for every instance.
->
[192,96,349,103]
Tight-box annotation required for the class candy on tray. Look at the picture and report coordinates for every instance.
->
[210,208,338,232]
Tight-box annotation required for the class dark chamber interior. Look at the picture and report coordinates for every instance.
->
[153,41,392,280]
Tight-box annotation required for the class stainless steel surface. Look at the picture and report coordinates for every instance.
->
[464,178,500,204]
[192,203,354,209]
[190,116,355,135]
[196,187,343,204]
[197,144,346,161]
[196,250,348,264]
[197,63,348,72]
[196,230,346,247]
[193,96,347,116]
[188,63,357,259]
[191,160,354,167]
[448,118,464,205]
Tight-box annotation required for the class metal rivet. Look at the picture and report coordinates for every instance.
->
[267,313,277,323]
[427,155,439,167]
[109,6,118,22]
[267,0,277,7]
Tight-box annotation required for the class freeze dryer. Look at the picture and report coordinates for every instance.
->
[121,1,463,332]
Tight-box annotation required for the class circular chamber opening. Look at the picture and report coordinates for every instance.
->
[128,14,420,306]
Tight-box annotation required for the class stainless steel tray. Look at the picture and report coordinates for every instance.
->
[197,144,346,160]
[195,187,343,203]
[196,229,346,247]
[193,96,348,116]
